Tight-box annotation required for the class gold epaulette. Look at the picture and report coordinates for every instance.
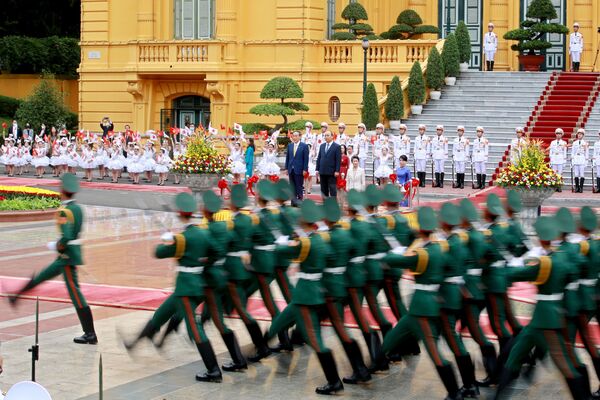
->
[269,208,281,215]
[458,231,469,243]
[250,214,260,226]
[174,234,186,259]
[214,209,233,222]
[411,248,429,275]
[318,232,331,242]
[436,240,449,252]
[483,229,493,237]
[196,219,209,229]
[532,256,552,286]
[383,215,396,230]
[580,240,590,256]
[225,219,234,231]
[498,222,509,228]
[56,207,75,226]
[338,220,351,230]
[293,237,311,263]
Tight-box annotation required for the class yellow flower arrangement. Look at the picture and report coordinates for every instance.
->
[0,186,61,198]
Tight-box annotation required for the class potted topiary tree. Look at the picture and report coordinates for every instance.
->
[385,76,404,130]
[426,47,444,100]
[362,83,380,134]
[380,9,439,40]
[441,33,460,86]
[408,61,426,115]
[503,0,568,71]
[249,76,309,129]
[331,2,375,40]
[455,21,472,72]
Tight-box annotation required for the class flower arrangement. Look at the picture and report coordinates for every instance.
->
[0,186,61,211]
[172,134,231,175]
[495,139,563,189]
[0,186,61,198]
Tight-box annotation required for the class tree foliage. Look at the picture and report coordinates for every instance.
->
[382,9,439,40]
[0,36,80,76]
[249,77,309,128]
[441,33,460,78]
[385,76,404,121]
[426,47,444,90]
[362,83,380,131]
[332,2,374,40]
[408,62,425,105]
[455,21,472,64]
[15,75,72,129]
[503,0,568,54]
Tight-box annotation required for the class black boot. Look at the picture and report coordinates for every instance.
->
[581,178,586,192]
[566,375,591,400]
[574,177,580,192]
[8,275,36,306]
[434,172,440,188]
[364,331,389,372]
[596,177,600,193]
[246,322,271,362]
[477,343,498,387]
[154,316,182,348]
[591,358,600,399]
[195,342,223,382]
[421,171,427,187]
[494,368,518,400]
[475,174,481,189]
[73,306,98,344]
[342,340,372,384]
[380,324,402,362]
[271,329,293,353]
[490,61,495,71]
[440,172,445,188]
[436,364,462,400]
[221,331,248,372]
[123,320,157,350]
[290,328,305,346]
[316,351,344,395]
[486,61,491,71]
[457,354,479,398]
[481,174,487,189]
[577,365,592,398]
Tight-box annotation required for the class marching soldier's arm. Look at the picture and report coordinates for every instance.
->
[275,236,310,260]
[57,209,76,250]
[155,233,185,259]
[507,261,541,283]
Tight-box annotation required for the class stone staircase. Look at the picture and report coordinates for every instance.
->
[577,95,600,191]
[365,71,552,187]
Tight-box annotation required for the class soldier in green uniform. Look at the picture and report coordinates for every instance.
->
[495,216,588,400]
[121,193,223,382]
[437,203,479,398]
[9,173,97,345]
[382,206,463,400]
[272,180,298,304]
[274,200,344,395]
[458,198,498,386]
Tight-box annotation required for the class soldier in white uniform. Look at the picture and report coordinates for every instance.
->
[549,128,568,192]
[593,130,600,192]
[372,123,386,179]
[336,122,349,145]
[510,127,527,163]
[393,124,411,166]
[414,124,430,187]
[302,122,315,144]
[484,22,498,71]
[571,128,589,192]
[431,125,449,188]
[472,126,489,189]
[570,22,584,72]
[452,125,470,189]
[354,123,369,169]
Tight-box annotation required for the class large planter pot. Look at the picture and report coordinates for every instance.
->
[459,62,469,72]
[430,90,441,100]
[181,173,220,197]
[508,186,555,235]
[518,55,545,72]
[444,77,457,86]
[410,105,423,115]
[0,208,58,222]
[389,120,401,130]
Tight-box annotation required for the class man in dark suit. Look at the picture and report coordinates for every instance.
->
[316,130,341,198]
[8,120,21,141]
[285,131,309,206]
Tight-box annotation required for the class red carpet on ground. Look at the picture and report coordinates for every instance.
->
[0,177,190,193]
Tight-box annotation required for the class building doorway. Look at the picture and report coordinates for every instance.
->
[160,95,211,132]
[439,0,483,70]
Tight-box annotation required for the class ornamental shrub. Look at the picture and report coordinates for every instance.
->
[362,83,379,131]
[426,47,444,90]
[382,9,439,40]
[408,62,425,105]
[455,21,472,64]
[332,2,374,40]
[249,77,309,128]
[441,33,460,78]
[15,74,71,130]
[385,76,404,121]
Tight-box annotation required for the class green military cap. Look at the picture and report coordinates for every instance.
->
[323,197,341,222]
[347,189,364,211]
[459,198,479,222]
[555,207,576,233]
[486,194,504,216]
[418,206,438,231]
[257,180,275,201]
[276,179,293,201]
[364,184,382,207]
[300,199,322,224]
[382,184,402,203]
[175,192,197,213]
[534,216,558,241]
[439,202,461,226]
[61,173,80,193]
[230,184,248,208]
[506,190,522,213]
[202,190,222,213]
[579,206,597,232]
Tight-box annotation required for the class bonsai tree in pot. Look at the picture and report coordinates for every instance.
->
[362,83,380,133]
[408,61,426,115]
[441,33,460,86]
[380,9,439,40]
[503,0,568,71]
[426,47,444,100]
[455,21,472,71]
[385,76,404,130]
[331,2,376,40]
[249,76,309,129]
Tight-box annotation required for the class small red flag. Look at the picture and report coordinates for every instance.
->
[227,127,234,136]
[220,124,226,130]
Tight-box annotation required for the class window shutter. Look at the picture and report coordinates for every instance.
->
[174,0,182,39]
[197,0,211,38]
[182,0,195,39]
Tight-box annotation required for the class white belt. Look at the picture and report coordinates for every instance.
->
[297,272,323,281]
[214,258,225,267]
[467,268,483,276]
[69,239,83,245]
[579,279,597,287]
[490,261,505,268]
[566,282,580,291]
[414,283,440,292]
[367,253,386,260]
[255,245,275,251]
[350,256,365,264]
[444,276,465,284]
[535,293,564,301]
[176,266,204,274]
[227,251,249,257]
[324,267,346,275]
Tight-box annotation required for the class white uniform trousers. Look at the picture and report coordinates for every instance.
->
[574,165,585,178]
[415,159,427,172]
[571,51,582,63]
[485,51,496,62]
[551,163,564,175]
[454,161,466,174]
[474,161,486,174]
[434,159,445,173]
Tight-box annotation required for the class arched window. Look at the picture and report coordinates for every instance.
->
[329,96,341,122]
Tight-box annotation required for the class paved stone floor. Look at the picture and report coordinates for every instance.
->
[0,203,597,399]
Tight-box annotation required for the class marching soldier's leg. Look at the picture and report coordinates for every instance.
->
[255,272,292,351]
[441,310,478,398]
[9,259,65,305]
[495,327,537,399]
[274,267,294,304]
[503,293,523,335]
[364,282,393,335]
[543,329,588,400]
[132,295,179,349]
[463,299,498,386]
[486,293,513,348]
[62,265,97,344]
[381,277,420,356]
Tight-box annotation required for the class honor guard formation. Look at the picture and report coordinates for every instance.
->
[8,173,600,400]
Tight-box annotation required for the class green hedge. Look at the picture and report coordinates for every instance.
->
[0,36,80,77]
[408,62,425,105]
[385,76,404,121]
[362,83,380,130]
[0,95,21,118]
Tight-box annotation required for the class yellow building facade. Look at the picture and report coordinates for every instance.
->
[79,0,600,132]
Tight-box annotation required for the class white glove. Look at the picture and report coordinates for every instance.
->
[275,235,289,246]
[391,246,407,255]
[507,257,524,267]
[161,232,175,243]
[47,241,57,251]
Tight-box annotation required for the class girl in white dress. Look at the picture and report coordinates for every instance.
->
[3,138,16,177]
[127,146,145,184]
[374,146,393,185]
[305,143,317,194]
[14,141,26,176]
[143,141,156,183]
[155,147,172,186]
[225,139,246,183]
[96,141,109,180]
[32,140,50,178]
[107,143,123,183]
[257,141,279,179]
[66,142,80,174]
[56,138,70,176]
[80,142,97,181]
[49,141,61,176]
[22,139,32,174]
